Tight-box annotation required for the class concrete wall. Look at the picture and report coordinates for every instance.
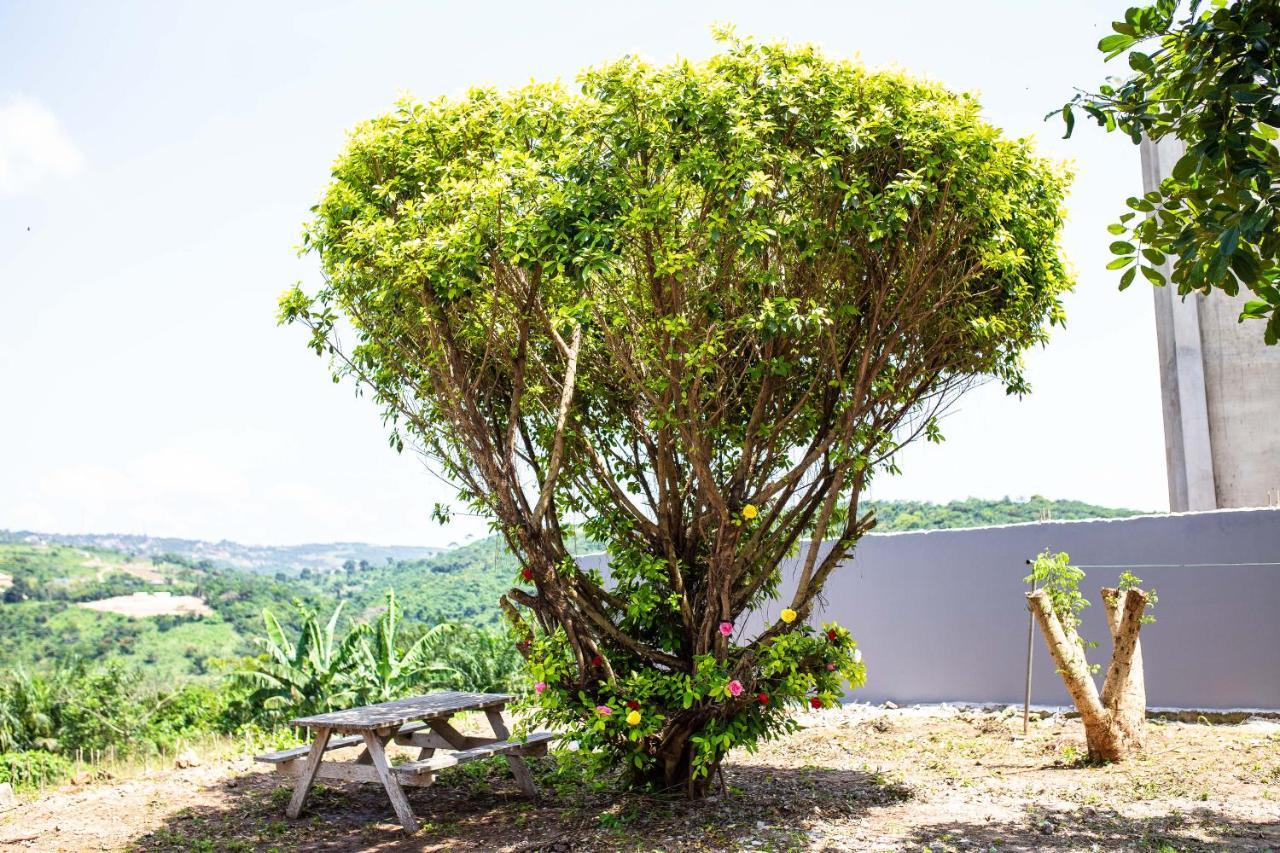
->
[580,508,1280,710]
[1197,289,1280,508]
[1142,137,1280,510]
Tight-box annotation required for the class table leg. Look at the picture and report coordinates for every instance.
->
[484,706,538,797]
[362,730,418,833]
[286,727,331,819]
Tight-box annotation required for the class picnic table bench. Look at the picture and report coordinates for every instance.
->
[255,691,553,833]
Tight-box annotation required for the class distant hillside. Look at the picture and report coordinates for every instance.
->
[0,529,443,577]
[865,496,1145,532]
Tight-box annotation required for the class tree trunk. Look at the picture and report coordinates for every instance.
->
[1026,586,1148,762]
[1100,587,1147,751]
[631,726,716,798]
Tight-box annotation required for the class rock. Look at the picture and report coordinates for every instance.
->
[0,782,15,810]
[174,750,201,769]
[882,701,898,710]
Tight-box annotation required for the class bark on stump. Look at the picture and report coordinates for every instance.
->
[1027,586,1148,761]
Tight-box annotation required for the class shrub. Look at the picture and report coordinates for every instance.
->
[0,750,72,790]
[285,31,1071,793]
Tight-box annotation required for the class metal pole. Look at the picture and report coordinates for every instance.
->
[1023,559,1036,736]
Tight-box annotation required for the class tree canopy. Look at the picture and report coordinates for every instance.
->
[283,32,1072,792]
[1062,0,1280,344]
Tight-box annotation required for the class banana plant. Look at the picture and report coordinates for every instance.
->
[352,590,455,704]
[236,601,367,719]
[0,668,58,752]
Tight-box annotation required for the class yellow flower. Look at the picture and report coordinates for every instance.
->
[742,504,758,520]
[780,608,797,624]
[626,710,642,726]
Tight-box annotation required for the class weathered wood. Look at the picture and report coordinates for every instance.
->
[277,758,437,787]
[291,692,512,733]
[394,732,555,778]
[285,726,330,819]
[486,706,538,797]
[271,693,555,831]
[362,731,418,834]
[393,729,494,751]
[256,723,425,764]
[426,718,474,749]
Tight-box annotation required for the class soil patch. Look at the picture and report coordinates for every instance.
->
[1,705,1276,851]
[77,592,213,619]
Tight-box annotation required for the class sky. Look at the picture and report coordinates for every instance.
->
[0,0,1169,548]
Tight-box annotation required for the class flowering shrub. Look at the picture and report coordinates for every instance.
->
[522,618,865,788]
[288,28,1069,794]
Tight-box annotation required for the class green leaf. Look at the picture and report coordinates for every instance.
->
[1240,299,1270,319]
[1098,34,1137,55]
[1109,241,1137,255]
[1107,223,1127,235]
[1107,256,1135,270]
[1140,265,1166,285]
[1119,266,1137,290]
[1128,51,1155,72]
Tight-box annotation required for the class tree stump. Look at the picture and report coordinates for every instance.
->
[1027,586,1148,761]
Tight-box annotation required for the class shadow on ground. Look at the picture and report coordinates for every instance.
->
[904,806,1280,853]
[128,756,911,851]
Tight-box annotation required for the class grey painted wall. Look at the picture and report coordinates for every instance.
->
[580,507,1280,710]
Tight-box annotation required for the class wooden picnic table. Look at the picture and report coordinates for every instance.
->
[255,691,553,833]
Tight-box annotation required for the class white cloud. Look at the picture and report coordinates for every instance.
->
[0,95,85,195]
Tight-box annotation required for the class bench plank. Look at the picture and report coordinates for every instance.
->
[291,692,512,733]
[256,723,425,764]
[394,732,555,778]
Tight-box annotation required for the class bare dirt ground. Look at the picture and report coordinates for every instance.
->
[83,556,167,585]
[1,705,1276,852]
[77,592,213,619]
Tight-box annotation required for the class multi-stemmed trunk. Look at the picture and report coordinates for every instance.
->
[1027,586,1148,761]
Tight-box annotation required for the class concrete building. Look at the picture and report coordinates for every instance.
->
[1141,137,1280,511]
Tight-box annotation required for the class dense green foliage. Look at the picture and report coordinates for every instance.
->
[0,660,247,761]
[1063,0,1280,343]
[867,496,1143,531]
[234,591,524,723]
[285,31,1072,792]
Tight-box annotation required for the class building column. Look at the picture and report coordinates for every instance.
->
[1140,136,1217,512]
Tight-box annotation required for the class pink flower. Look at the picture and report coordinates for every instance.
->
[534,681,546,695]
[826,663,836,671]
[727,679,743,697]
[596,705,613,716]
[718,621,733,637]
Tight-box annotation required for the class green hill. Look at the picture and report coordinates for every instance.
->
[866,496,1144,532]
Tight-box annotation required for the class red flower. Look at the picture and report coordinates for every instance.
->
[757,692,769,705]
[521,568,534,581]
[810,696,823,709]
[591,655,603,667]
[626,700,640,711]
[826,629,838,642]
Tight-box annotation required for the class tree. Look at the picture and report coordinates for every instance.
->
[1061,0,1280,344]
[1025,552,1155,762]
[282,32,1072,794]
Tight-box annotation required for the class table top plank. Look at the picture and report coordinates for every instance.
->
[291,691,512,732]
